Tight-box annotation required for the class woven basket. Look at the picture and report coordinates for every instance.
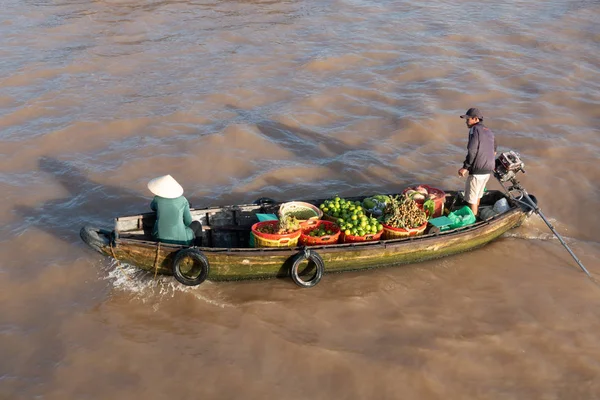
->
[251,221,301,248]
[382,221,428,240]
[279,201,323,222]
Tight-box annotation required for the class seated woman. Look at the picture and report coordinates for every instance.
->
[147,175,202,246]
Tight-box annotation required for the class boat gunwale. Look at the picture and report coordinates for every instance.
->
[111,204,524,257]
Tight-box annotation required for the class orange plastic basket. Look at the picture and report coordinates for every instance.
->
[340,230,383,243]
[251,221,301,248]
[299,220,340,246]
[320,213,339,223]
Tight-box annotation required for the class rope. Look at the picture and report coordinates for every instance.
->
[303,246,311,259]
[153,241,162,280]
[109,241,132,281]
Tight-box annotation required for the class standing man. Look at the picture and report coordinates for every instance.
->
[458,107,497,216]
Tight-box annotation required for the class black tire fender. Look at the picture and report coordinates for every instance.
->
[519,194,538,214]
[172,248,210,286]
[290,249,324,288]
[253,197,277,206]
[526,194,538,208]
[80,225,112,254]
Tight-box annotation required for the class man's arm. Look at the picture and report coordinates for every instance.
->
[463,128,479,170]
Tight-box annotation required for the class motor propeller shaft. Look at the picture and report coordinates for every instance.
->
[493,151,591,279]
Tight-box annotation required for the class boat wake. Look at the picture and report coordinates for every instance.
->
[503,217,578,243]
[101,259,236,309]
[503,230,557,241]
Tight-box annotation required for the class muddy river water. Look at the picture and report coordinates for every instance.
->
[1,1,599,398]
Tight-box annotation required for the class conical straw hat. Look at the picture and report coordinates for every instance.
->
[147,175,184,199]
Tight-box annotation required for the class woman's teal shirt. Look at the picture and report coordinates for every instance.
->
[150,196,194,245]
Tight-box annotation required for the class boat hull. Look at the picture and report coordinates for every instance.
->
[82,205,527,281]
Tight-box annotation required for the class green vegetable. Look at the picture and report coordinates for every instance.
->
[423,199,435,219]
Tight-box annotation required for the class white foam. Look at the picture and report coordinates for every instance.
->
[503,217,576,242]
[101,259,235,309]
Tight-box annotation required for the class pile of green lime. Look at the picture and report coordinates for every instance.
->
[307,226,336,237]
[319,196,383,237]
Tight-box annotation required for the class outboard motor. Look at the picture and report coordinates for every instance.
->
[494,150,526,183]
[493,150,591,278]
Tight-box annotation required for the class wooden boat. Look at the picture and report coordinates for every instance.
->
[80,190,536,287]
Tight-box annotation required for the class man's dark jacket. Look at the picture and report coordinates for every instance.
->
[463,122,497,175]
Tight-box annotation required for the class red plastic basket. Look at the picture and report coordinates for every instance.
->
[321,213,339,223]
[339,229,383,243]
[299,220,340,246]
[402,185,446,218]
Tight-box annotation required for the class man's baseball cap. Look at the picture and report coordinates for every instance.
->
[460,108,484,119]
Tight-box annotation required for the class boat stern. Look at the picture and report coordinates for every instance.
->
[80,225,113,256]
